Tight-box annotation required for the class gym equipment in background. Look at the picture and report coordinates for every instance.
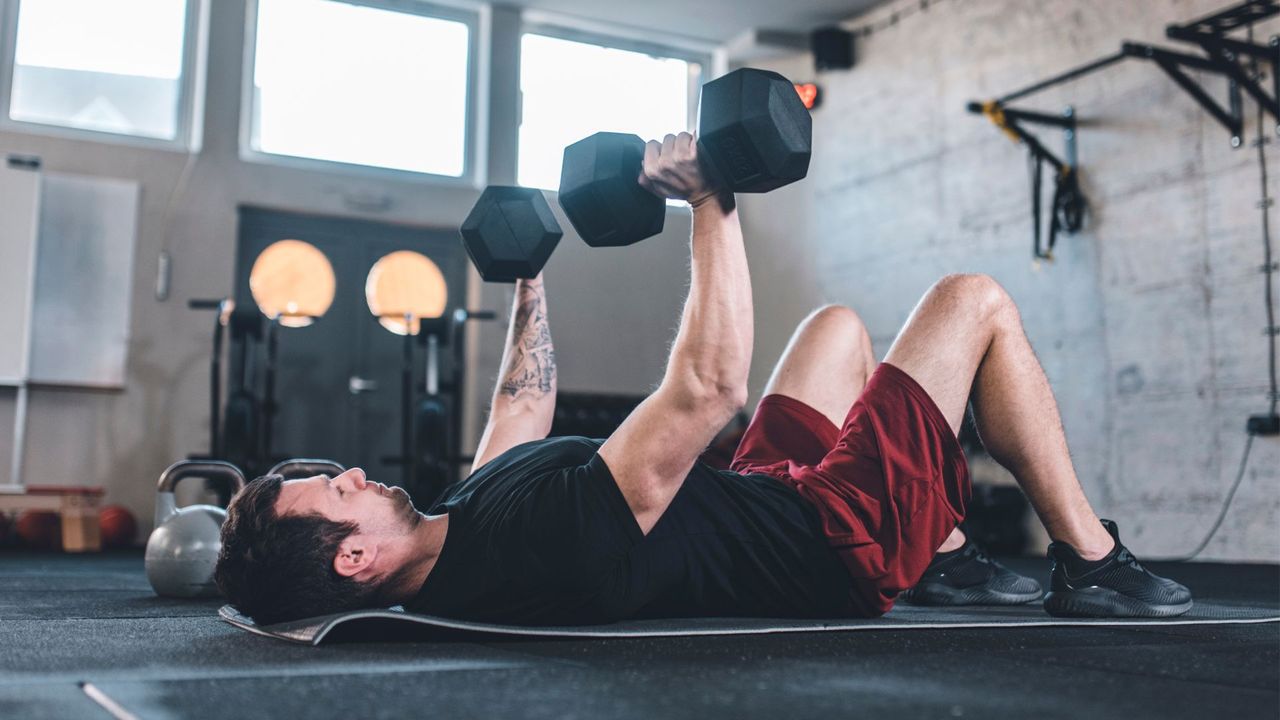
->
[14,509,60,550]
[557,67,812,248]
[188,297,264,493]
[459,187,563,282]
[222,307,265,478]
[363,250,494,498]
[0,486,105,552]
[268,458,346,479]
[246,239,338,470]
[549,392,646,439]
[366,250,449,493]
[407,309,496,500]
[145,460,246,598]
[187,298,235,459]
[967,0,1277,260]
[98,504,138,549]
[395,310,496,499]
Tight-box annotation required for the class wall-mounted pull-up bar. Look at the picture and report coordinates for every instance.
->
[968,0,1280,261]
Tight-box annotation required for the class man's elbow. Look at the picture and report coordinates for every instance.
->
[669,375,747,417]
[721,385,748,415]
[702,371,749,414]
[491,400,554,430]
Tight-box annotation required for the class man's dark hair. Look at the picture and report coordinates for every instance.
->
[215,474,380,625]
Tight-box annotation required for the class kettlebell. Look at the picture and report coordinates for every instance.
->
[268,458,346,479]
[145,460,246,598]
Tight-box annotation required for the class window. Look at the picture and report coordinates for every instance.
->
[4,0,199,144]
[364,250,447,336]
[249,239,335,328]
[246,0,473,178]
[518,32,702,192]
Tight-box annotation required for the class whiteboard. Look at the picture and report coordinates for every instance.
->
[28,173,140,388]
[0,164,41,385]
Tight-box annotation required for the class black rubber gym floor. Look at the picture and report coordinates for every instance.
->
[2,552,1276,720]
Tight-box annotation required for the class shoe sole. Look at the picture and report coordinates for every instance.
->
[1043,587,1194,618]
[901,582,1043,606]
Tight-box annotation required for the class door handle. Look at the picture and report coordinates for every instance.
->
[349,376,379,394]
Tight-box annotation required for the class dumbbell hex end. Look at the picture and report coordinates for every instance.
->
[698,67,812,193]
[559,132,665,248]
[460,186,563,283]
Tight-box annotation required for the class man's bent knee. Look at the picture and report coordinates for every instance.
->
[930,273,1018,324]
[801,304,872,349]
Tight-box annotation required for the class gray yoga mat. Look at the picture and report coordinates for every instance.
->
[219,601,1280,646]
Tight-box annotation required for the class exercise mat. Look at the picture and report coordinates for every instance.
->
[220,601,1280,646]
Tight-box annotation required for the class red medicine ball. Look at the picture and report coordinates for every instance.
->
[15,510,61,550]
[99,505,138,549]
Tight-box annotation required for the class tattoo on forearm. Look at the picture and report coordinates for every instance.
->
[499,283,556,401]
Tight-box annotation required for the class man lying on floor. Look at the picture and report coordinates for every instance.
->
[214,133,1191,626]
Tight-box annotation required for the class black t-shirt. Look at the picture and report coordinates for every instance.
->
[407,436,856,625]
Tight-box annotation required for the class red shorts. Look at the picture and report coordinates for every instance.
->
[730,362,971,616]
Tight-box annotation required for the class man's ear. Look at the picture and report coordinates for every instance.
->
[333,535,378,578]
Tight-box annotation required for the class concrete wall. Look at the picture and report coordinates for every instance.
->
[0,0,692,538]
[741,0,1279,560]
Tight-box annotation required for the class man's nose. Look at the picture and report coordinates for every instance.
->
[336,467,367,491]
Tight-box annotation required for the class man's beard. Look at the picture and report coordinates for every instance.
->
[369,489,427,604]
[391,485,421,526]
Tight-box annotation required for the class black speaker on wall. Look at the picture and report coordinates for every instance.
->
[811,27,854,71]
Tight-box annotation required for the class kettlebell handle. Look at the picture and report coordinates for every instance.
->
[268,458,346,480]
[156,460,248,495]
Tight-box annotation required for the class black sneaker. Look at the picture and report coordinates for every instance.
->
[901,537,1044,606]
[1043,519,1193,618]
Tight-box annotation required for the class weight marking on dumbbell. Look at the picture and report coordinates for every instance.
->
[715,134,760,185]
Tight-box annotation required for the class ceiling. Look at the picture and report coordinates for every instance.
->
[506,0,885,45]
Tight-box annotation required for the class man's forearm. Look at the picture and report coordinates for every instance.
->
[663,201,752,407]
[490,276,557,425]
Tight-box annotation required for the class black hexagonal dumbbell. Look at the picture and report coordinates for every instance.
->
[558,132,666,248]
[459,186,563,283]
[698,67,812,193]
[556,68,811,248]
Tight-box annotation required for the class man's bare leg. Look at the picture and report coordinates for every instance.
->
[761,304,875,428]
[762,305,968,553]
[883,274,1113,559]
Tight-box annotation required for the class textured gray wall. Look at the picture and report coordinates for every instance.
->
[740,0,1278,560]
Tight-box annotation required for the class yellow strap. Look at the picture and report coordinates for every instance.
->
[981,101,1022,144]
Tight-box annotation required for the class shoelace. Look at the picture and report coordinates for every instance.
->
[1060,543,1141,582]
[967,545,994,565]
[932,542,993,574]
[1115,546,1143,572]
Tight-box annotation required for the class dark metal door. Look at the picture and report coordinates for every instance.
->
[234,207,466,488]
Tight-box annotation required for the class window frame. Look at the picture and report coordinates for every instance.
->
[516,15,714,196]
[0,0,208,152]
[238,0,482,186]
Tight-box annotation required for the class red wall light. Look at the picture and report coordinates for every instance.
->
[794,83,821,110]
